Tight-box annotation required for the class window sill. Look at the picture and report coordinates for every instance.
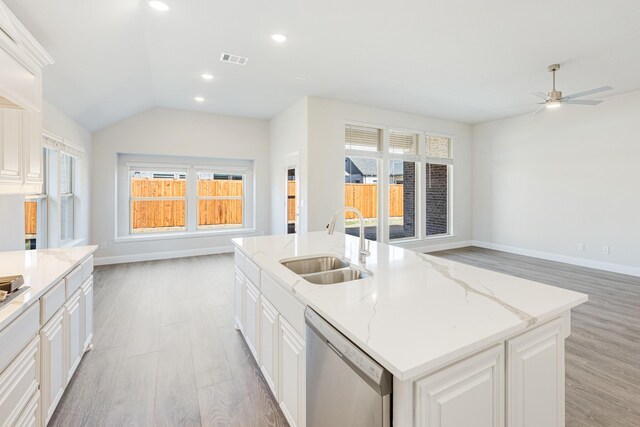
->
[114,228,258,243]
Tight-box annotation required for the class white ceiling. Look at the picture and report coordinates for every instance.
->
[5,0,640,131]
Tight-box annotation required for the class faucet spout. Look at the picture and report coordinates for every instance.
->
[327,206,371,264]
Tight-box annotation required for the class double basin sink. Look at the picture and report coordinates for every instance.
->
[280,256,372,285]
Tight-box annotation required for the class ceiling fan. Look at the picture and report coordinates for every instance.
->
[530,64,613,114]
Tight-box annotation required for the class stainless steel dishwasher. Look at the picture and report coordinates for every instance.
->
[305,307,392,427]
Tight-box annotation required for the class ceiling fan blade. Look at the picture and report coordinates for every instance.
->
[531,91,548,100]
[531,104,546,115]
[565,86,613,100]
[566,99,603,105]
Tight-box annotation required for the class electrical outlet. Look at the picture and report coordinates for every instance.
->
[578,243,585,251]
[602,246,610,255]
[100,241,107,249]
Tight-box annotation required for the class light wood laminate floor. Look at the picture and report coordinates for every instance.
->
[51,249,640,427]
[431,247,640,427]
[50,254,288,427]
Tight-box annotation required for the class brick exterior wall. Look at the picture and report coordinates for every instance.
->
[400,161,415,238]
[426,163,448,236]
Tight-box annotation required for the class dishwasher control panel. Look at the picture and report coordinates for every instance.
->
[305,307,385,385]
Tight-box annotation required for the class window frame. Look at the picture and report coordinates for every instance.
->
[59,152,75,245]
[344,122,455,244]
[195,169,247,231]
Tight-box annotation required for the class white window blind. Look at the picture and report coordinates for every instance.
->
[389,130,419,156]
[345,125,382,152]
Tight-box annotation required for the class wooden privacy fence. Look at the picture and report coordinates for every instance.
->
[131,178,243,230]
[344,184,404,219]
[25,201,37,235]
[288,181,296,222]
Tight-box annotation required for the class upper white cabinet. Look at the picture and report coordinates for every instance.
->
[0,0,53,194]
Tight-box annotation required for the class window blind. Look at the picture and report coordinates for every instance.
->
[389,130,419,155]
[426,135,453,159]
[345,125,382,152]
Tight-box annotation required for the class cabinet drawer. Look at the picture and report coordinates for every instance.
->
[40,280,65,326]
[12,389,39,427]
[244,258,261,289]
[0,303,39,374]
[0,336,39,427]
[234,248,246,273]
[65,265,83,298]
[81,255,93,282]
[261,271,305,337]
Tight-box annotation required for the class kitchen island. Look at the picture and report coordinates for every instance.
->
[232,232,587,427]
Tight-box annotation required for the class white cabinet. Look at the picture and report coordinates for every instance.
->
[80,278,94,352]
[63,290,82,383]
[507,318,564,427]
[234,269,245,332]
[0,108,23,186]
[259,297,279,398]
[0,336,39,427]
[22,110,42,189]
[279,317,305,427]
[244,279,260,360]
[39,309,65,424]
[414,345,504,427]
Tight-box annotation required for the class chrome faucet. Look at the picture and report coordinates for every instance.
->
[327,206,371,264]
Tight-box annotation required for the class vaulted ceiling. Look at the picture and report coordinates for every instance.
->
[5,0,640,131]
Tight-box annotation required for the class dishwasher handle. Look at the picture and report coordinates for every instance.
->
[305,307,392,396]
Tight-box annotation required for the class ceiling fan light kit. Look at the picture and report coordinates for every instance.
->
[527,63,613,114]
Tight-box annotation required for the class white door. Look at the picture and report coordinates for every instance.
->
[64,290,82,383]
[234,270,245,331]
[81,279,94,352]
[507,318,564,427]
[279,317,305,427]
[260,296,279,398]
[40,309,65,424]
[244,279,260,361]
[414,345,504,427]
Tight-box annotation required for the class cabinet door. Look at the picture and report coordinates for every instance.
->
[0,109,23,186]
[64,290,82,383]
[81,278,94,352]
[279,317,305,427]
[40,309,65,424]
[234,270,245,332]
[260,296,279,398]
[414,345,504,427]
[22,110,42,188]
[0,336,39,427]
[244,279,260,362]
[507,318,564,427]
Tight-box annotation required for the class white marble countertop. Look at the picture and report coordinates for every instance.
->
[232,232,588,380]
[0,246,97,330]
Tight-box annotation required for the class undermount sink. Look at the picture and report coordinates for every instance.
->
[303,268,372,285]
[280,255,372,285]
[281,255,350,275]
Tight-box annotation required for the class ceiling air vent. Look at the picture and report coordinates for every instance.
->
[220,52,248,65]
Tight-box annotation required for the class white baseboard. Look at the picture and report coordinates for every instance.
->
[472,240,640,278]
[94,245,235,266]
[399,240,473,254]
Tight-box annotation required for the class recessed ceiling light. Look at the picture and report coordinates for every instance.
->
[201,73,214,81]
[148,1,170,11]
[271,34,287,42]
[194,96,205,103]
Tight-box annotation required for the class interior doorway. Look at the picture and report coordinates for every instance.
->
[287,167,297,234]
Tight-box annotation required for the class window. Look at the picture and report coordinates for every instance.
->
[345,125,381,241]
[425,135,453,237]
[388,130,419,240]
[118,154,254,238]
[130,169,187,234]
[197,172,244,230]
[343,125,454,242]
[60,153,74,243]
[24,148,48,249]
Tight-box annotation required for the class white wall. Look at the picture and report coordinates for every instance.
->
[92,107,270,264]
[472,90,640,274]
[269,97,308,235]
[0,194,25,251]
[43,100,92,246]
[306,97,473,250]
